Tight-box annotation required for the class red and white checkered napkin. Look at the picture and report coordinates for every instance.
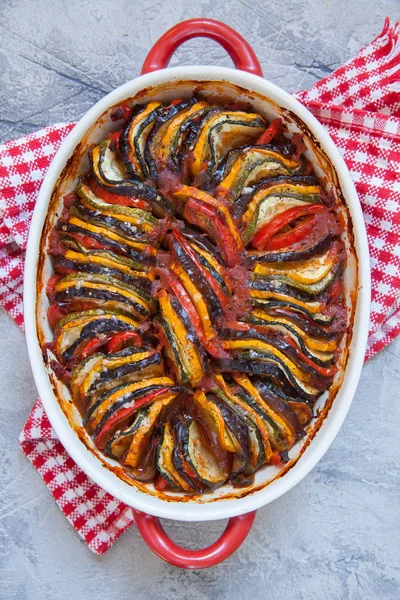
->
[0,19,399,554]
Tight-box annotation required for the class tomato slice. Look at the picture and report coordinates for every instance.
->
[106,331,142,353]
[255,118,282,146]
[46,274,63,300]
[89,180,150,211]
[47,303,66,329]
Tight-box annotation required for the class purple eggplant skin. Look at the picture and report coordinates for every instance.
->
[253,379,305,439]
[232,350,320,400]
[53,257,152,292]
[208,393,250,478]
[210,142,298,190]
[168,295,210,369]
[171,417,203,491]
[53,286,150,318]
[180,226,225,265]
[73,205,150,240]
[261,306,343,341]
[220,328,334,384]
[58,222,132,256]
[213,355,320,402]
[96,179,173,217]
[248,298,334,326]
[250,277,318,304]
[119,103,152,179]
[212,358,296,393]
[248,234,333,264]
[61,318,137,361]
[86,383,183,437]
[144,98,198,180]
[169,233,224,318]
[87,352,162,393]
[234,174,319,219]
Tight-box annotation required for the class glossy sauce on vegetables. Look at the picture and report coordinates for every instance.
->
[45,97,348,493]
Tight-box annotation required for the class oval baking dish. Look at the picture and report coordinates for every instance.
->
[24,19,370,568]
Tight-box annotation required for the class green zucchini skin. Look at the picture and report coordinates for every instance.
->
[46,95,348,493]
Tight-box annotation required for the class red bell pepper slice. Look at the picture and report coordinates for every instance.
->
[329,278,341,302]
[89,180,151,211]
[94,387,172,449]
[79,337,109,360]
[158,268,227,359]
[171,229,228,310]
[106,331,142,353]
[280,334,337,377]
[255,118,282,146]
[263,214,316,251]
[184,197,239,267]
[252,204,326,250]
[65,231,109,251]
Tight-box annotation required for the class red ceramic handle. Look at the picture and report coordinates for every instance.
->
[141,18,263,77]
[133,509,257,569]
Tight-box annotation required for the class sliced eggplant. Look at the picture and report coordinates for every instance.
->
[245,309,336,365]
[54,309,140,361]
[54,247,154,289]
[120,101,162,179]
[157,421,194,491]
[52,272,156,320]
[189,109,266,177]
[239,178,322,244]
[155,101,209,167]
[221,334,320,399]
[71,347,163,408]
[91,139,128,185]
[215,146,303,200]
[157,289,204,386]
[232,374,298,451]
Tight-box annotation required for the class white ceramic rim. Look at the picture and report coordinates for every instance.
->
[24,66,371,521]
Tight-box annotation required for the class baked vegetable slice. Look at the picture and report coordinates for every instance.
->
[182,419,228,488]
[214,146,303,200]
[188,108,266,177]
[46,96,349,493]
[157,289,205,386]
[53,309,141,361]
[51,272,156,320]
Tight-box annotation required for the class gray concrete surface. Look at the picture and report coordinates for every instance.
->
[1,1,400,598]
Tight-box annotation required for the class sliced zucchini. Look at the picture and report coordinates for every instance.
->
[193,390,236,452]
[232,374,298,451]
[53,272,156,320]
[120,101,162,178]
[123,394,174,466]
[216,146,302,200]
[156,298,204,387]
[182,419,228,488]
[189,109,266,177]
[91,139,128,185]
[54,309,140,360]
[240,179,322,243]
[157,421,193,491]
[71,348,163,407]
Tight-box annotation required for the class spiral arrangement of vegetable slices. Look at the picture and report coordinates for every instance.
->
[46,96,348,492]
